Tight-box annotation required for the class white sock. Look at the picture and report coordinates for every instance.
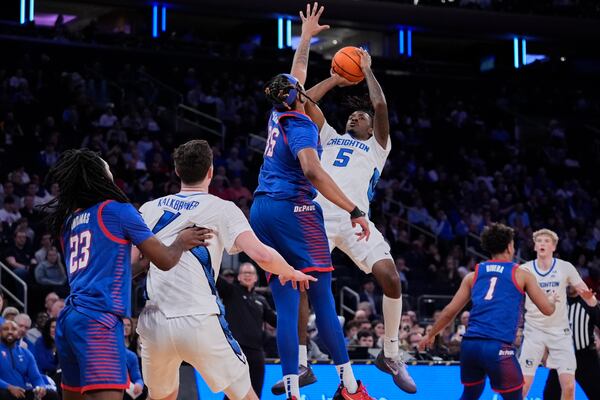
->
[283,374,300,399]
[299,345,308,367]
[336,362,358,394]
[382,295,402,359]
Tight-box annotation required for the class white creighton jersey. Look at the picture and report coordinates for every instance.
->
[521,258,584,334]
[139,192,251,318]
[315,121,391,217]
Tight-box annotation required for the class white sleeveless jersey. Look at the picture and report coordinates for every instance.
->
[315,121,391,217]
[139,192,251,318]
[521,258,584,334]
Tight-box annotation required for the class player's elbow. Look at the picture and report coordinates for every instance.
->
[373,100,387,111]
[302,165,319,182]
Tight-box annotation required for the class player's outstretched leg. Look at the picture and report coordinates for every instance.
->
[306,272,374,400]
[371,258,417,394]
[271,292,317,395]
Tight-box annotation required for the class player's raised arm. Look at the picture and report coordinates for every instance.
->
[290,2,330,85]
[233,231,317,291]
[297,148,370,241]
[305,72,356,130]
[519,268,556,316]
[419,272,474,350]
[136,227,213,271]
[357,48,389,149]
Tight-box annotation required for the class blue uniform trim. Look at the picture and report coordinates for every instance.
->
[151,210,181,234]
[533,258,556,277]
[367,167,381,202]
[190,246,246,364]
[174,192,209,198]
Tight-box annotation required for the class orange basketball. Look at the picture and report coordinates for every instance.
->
[331,46,364,83]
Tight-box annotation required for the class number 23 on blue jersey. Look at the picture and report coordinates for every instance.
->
[333,148,353,167]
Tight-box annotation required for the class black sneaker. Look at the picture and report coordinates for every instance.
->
[271,364,318,395]
[374,350,417,394]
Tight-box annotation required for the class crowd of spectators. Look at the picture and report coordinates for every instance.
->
[1,20,600,376]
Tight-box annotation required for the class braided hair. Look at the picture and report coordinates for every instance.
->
[41,149,129,238]
[264,74,298,110]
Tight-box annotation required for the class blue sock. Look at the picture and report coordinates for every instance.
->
[269,278,300,376]
[306,272,350,365]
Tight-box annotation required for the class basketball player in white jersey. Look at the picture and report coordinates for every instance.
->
[271,48,416,395]
[519,228,596,400]
[135,140,316,400]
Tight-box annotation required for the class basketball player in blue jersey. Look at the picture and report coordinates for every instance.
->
[250,3,374,400]
[42,149,209,400]
[419,223,557,400]
[272,49,417,395]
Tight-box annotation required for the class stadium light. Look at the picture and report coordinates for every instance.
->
[152,4,158,38]
[398,29,405,55]
[513,37,519,68]
[277,17,283,49]
[286,19,292,48]
[407,29,412,57]
[20,0,26,24]
[521,38,527,66]
[161,5,167,32]
[29,0,34,22]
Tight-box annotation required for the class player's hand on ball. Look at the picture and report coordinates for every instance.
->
[330,68,358,87]
[357,48,372,72]
[176,227,214,249]
[279,269,318,291]
[352,216,370,241]
[300,2,330,37]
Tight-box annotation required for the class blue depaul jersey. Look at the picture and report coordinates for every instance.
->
[465,260,525,344]
[61,200,153,319]
[255,110,321,201]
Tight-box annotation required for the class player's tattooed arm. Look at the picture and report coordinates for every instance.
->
[420,273,473,351]
[357,48,390,149]
[291,2,330,85]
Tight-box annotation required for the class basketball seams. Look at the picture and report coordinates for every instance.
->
[332,60,362,79]
[340,50,363,71]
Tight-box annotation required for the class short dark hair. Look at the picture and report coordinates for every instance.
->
[480,223,514,256]
[357,329,374,340]
[173,140,213,184]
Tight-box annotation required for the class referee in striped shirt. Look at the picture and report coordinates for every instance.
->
[544,285,600,399]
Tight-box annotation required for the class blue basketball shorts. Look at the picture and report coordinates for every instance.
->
[250,195,332,273]
[460,338,524,394]
[56,306,129,393]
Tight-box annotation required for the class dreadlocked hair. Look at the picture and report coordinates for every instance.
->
[41,149,129,238]
[343,95,374,119]
[264,74,296,110]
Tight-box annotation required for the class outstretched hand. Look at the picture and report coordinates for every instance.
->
[419,334,434,351]
[300,2,330,37]
[279,269,318,291]
[579,287,598,306]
